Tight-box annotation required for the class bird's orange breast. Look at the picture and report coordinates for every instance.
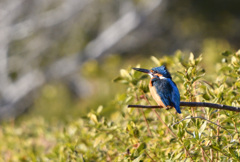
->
[149,82,165,107]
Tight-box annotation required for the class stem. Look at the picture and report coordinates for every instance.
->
[201,146,212,161]
[232,119,240,143]
[140,109,153,136]
[210,141,214,162]
[128,102,240,112]
[152,109,176,138]
[153,109,194,161]
[201,147,207,162]
[141,94,193,161]
[217,112,220,160]
[134,91,153,137]
[145,151,156,162]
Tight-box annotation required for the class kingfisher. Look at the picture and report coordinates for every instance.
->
[133,66,181,114]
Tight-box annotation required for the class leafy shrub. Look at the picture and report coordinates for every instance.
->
[0,50,239,161]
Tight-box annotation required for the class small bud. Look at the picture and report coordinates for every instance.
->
[231,56,239,67]
[222,58,227,63]
[236,49,240,56]
[133,128,140,138]
[237,68,240,75]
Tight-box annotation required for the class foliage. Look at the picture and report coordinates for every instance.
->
[0,50,240,161]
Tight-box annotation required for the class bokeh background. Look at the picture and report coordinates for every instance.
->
[0,0,239,122]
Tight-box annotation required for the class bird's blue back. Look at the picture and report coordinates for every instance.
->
[151,77,181,113]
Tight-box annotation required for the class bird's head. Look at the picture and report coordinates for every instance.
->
[133,65,172,79]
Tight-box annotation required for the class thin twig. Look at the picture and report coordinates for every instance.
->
[153,109,176,138]
[232,119,240,144]
[128,102,240,112]
[140,109,153,136]
[184,147,194,162]
[134,92,153,136]
[217,112,220,160]
[141,94,193,161]
[201,147,207,162]
[201,146,211,161]
[145,151,156,162]
[210,141,214,162]
[153,109,194,161]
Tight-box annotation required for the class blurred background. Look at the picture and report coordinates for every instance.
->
[0,0,239,122]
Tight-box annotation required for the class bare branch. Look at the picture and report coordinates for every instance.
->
[128,102,240,112]
[11,0,92,40]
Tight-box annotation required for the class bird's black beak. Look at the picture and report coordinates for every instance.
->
[132,68,150,74]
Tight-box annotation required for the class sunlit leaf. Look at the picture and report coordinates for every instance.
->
[97,105,103,114]
[113,76,128,84]
[231,56,239,67]
[198,121,207,137]
[189,52,195,65]
[151,56,160,66]
[88,113,98,124]
[173,152,183,161]
[229,147,239,159]
[210,145,221,151]
[120,69,132,80]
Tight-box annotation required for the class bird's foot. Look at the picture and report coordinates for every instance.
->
[165,106,171,110]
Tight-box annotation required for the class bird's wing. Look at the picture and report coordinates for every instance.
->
[167,78,180,108]
[152,79,173,107]
[153,79,180,112]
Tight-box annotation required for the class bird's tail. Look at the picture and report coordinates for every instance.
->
[175,105,181,114]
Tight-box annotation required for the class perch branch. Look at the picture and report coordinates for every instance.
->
[128,102,240,112]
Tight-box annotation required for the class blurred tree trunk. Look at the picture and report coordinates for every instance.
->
[0,0,165,120]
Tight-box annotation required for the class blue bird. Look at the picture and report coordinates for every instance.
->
[133,66,181,114]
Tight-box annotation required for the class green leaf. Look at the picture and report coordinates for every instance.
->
[187,67,193,76]
[88,113,98,124]
[206,87,215,98]
[198,121,207,137]
[139,75,149,80]
[235,81,240,88]
[125,96,133,103]
[177,71,185,77]
[137,143,147,152]
[222,51,232,56]
[236,49,240,56]
[151,56,160,66]
[177,126,184,138]
[173,152,183,161]
[210,145,221,152]
[113,76,128,84]
[133,128,140,138]
[208,125,217,133]
[229,147,239,159]
[120,69,132,80]
[220,66,232,72]
[231,56,239,67]
[195,54,203,65]
[189,52,195,65]
[132,153,146,162]
[185,129,194,137]
[97,105,103,114]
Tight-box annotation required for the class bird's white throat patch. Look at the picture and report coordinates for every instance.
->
[149,74,166,79]
[159,76,166,79]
